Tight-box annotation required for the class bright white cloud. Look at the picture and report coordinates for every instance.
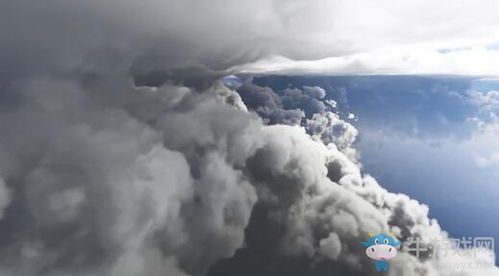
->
[234,46,499,76]
[229,0,499,75]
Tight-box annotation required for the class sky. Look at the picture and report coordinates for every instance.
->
[1,1,499,276]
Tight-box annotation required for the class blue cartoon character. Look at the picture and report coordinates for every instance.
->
[361,233,401,272]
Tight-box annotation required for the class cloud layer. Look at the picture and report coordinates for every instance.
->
[4,0,499,80]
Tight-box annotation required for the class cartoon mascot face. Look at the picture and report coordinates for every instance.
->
[361,233,401,271]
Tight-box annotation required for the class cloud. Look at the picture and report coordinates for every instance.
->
[306,112,359,150]
[0,71,495,275]
[4,0,499,81]
[0,177,10,219]
[250,75,491,141]
[0,1,497,275]
[228,81,498,275]
[0,76,265,275]
[235,81,358,158]
[235,46,499,76]
[236,83,305,125]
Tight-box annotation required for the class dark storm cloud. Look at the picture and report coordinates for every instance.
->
[0,0,271,86]
[0,0,367,86]
[235,82,329,122]
[236,83,305,125]
[0,1,496,276]
[0,77,266,276]
[236,82,357,152]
